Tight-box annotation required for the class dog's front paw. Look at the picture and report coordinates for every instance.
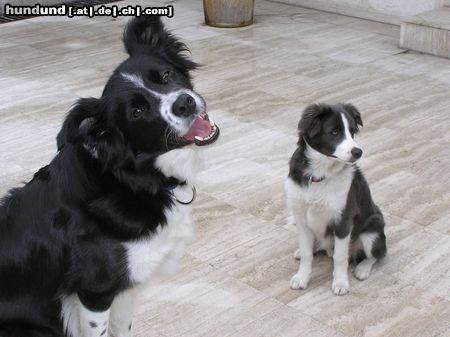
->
[290,273,309,290]
[332,278,350,295]
[354,263,371,281]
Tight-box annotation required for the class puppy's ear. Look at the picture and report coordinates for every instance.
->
[57,98,100,150]
[343,103,363,128]
[123,16,198,74]
[299,104,327,138]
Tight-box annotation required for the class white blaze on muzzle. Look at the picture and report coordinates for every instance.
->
[332,113,361,162]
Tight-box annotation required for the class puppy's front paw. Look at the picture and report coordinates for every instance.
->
[290,273,309,290]
[354,264,371,281]
[332,278,350,296]
[293,249,301,260]
[354,258,375,281]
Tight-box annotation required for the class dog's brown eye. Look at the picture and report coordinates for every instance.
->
[162,71,170,83]
[131,107,144,119]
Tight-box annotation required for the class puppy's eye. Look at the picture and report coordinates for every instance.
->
[331,129,339,136]
[162,71,170,84]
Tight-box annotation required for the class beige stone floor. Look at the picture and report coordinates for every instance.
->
[1,0,450,336]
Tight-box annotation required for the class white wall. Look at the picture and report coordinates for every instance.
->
[278,0,445,24]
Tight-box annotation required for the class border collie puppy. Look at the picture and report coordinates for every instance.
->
[0,17,219,337]
[285,103,386,295]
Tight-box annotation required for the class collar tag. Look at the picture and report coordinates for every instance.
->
[165,184,178,192]
[164,177,186,192]
[169,186,196,205]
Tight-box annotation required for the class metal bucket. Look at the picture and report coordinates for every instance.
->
[203,0,255,28]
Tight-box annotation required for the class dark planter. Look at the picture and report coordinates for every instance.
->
[203,0,255,28]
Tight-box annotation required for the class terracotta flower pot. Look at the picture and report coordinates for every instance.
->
[203,0,255,28]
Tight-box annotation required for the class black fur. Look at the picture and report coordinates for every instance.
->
[0,17,200,337]
[289,103,386,261]
[297,103,362,159]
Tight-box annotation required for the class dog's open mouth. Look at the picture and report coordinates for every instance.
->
[182,112,220,146]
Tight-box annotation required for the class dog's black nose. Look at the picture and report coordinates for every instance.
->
[351,147,363,160]
[173,94,196,117]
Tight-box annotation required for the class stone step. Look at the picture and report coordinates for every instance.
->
[400,7,450,58]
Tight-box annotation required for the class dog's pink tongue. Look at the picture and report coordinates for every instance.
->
[183,115,212,141]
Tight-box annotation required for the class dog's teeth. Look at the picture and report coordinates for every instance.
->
[194,136,204,141]
[209,117,215,127]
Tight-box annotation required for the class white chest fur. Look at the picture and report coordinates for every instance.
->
[60,148,200,337]
[124,188,194,285]
[285,166,354,238]
[124,147,201,285]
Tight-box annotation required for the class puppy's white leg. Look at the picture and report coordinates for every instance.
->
[354,232,378,280]
[109,288,137,337]
[293,248,301,260]
[287,211,295,227]
[332,234,351,295]
[290,219,315,290]
[80,302,110,337]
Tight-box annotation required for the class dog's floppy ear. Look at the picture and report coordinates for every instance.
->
[57,98,125,170]
[342,103,363,128]
[123,16,198,74]
[57,98,100,150]
[299,104,327,138]
[123,16,165,55]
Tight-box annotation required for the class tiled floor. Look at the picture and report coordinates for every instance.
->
[1,0,449,336]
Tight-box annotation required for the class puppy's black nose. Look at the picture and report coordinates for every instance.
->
[351,147,363,160]
[173,94,196,117]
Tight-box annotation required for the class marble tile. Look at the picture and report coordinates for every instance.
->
[198,157,288,226]
[371,51,450,85]
[287,271,449,337]
[382,224,450,301]
[428,214,450,236]
[137,255,283,337]
[0,171,34,195]
[234,304,346,337]
[343,19,400,37]
[189,195,279,261]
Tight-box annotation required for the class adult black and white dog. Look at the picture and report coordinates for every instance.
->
[0,17,219,337]
[285,103,386,295]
